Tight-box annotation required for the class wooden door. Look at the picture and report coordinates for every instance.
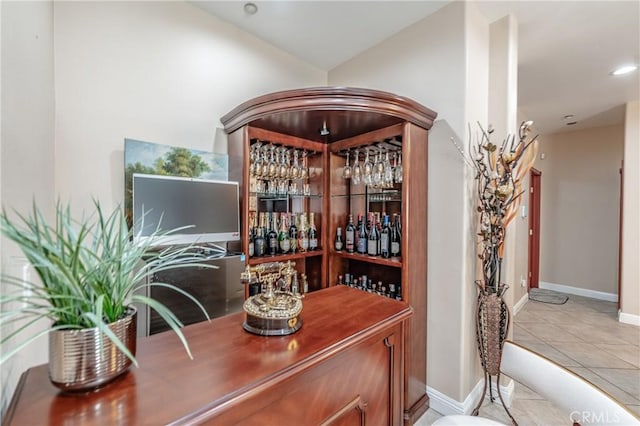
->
[528,169,541,289]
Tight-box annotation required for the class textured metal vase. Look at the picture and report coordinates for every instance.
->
[472,283,512,417]
[48,307,137,392]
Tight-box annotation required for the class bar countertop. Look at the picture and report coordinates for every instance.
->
[4,286,412,425]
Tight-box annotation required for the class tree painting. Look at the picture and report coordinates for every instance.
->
[153,147,211,177]
[124,139,228,229]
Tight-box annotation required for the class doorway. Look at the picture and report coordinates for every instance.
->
[528,168,541,289]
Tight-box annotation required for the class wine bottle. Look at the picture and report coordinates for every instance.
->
[308,212,318,250]
[298,213,309,252]
[380,214,391,258]
[345,214,355,253]
[391,213,401,257]
[267,212,279,256]
[254,213,266,257]
[248,213,256,257]
[278,212,290,254]
[335,227,343,251]
[389,283,397,299]
[356,214,367,254]
[367,213,379,256]
[289,212,298,253]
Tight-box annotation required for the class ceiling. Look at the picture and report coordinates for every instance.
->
[194,1,639,134]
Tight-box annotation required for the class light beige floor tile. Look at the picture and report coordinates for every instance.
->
[513,324,541,344]
[514,309,552,323]
[589,368,640,400]
[512,381,544,400]
[496,399,566,426]
[518,322,584,343]
[595,344,640,368]
[562,311,620,327]
[568,367,640,406]
[521,300,559,312]
[551,342,637,369]
[609,325,640,346]
[537,310,584,325]
[557,322,632,345]
[414,408,442,425]
[515,341,582,367]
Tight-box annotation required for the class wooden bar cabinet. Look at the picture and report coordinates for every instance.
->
[222,87,436,424]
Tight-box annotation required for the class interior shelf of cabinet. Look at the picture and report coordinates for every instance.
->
[248,250,324,265]
[330,189,401,200]
[332,251,402,268]
[250,192,323,199]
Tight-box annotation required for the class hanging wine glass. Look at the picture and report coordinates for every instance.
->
[352,149,362,185]
[373,149,384,188]
[290,149,300,180]
[394,151,403,183]
[260,144,270,178]
[253,142,263,178]
[342,151,352,179]
[363,148,373,186]
[300,150,309,180]
[278,146,288,180]
[268,144,278,178]
[384,150,394,187]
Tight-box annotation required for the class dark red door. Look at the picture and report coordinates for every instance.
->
[528,169,541,289]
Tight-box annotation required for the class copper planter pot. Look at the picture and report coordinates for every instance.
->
[48,307,137,392]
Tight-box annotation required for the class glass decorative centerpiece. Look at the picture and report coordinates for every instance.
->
[240,261,303,336]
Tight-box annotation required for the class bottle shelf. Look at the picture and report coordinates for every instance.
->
[332,251,402,268]
[248,250,324,265]
[251,192,323,199]
[330,189,401,201]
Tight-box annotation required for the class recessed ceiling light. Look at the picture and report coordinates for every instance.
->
[244,2,258,15]
[610,65,638,76]
[562,114,574,120]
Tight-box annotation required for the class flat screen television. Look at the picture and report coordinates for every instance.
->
[132,174,240,246]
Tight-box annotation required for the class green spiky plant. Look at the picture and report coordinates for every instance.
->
[0,200,214,367]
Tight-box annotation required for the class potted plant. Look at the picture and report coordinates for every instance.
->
[0,200,215,391]
[453,121,538,417]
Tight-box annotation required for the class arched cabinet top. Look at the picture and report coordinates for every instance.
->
[220,87,437,143]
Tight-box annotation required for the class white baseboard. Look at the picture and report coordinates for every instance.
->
[513,293,529,315]
[619,312,640,327]
[427,377,514,415]
[538,281,618,302]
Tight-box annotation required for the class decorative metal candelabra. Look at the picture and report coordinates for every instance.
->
[240,261,303,336]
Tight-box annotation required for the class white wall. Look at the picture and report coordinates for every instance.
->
[537,125,624,295]
[621,101,640,323]
[1,0,55,415]
[53,1,326,213]
[330,1,490,407]
[0,0,326,416]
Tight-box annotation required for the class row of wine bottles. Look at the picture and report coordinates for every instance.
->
[335,212,401,258]
[248,273,310,297]
[337,273,402,300]
[248,211,319,257]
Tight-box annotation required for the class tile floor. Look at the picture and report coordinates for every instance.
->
[417,292,640,425]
